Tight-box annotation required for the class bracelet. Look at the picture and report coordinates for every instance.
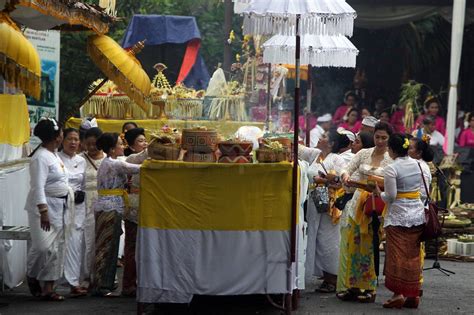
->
[39,208,48,214]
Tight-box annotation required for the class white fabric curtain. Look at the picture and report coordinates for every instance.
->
[446,0,466,154]
[0,162,30,288]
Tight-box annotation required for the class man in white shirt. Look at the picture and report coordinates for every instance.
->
[412,116,444,146]
[310,113,332,148]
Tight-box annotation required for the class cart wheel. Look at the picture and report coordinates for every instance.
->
[292,289,300,311]
[284,293,293,315]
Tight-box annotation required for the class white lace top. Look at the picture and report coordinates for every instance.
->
[417,159,432,204]
[125,150,148,223]
[382,156,426,228]
[94,157,140,214]
[80,152,105,215]
[340,148,392,225]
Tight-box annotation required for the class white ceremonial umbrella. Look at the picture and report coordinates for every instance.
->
[263,34,358,68]
[241,0,356,310]
[262,34,358,144]
[242,0,356,37]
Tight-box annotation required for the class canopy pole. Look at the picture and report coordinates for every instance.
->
[446,0,466,154]
[306,64,313,147]
[291,15,301,264]
[266,63,272,131]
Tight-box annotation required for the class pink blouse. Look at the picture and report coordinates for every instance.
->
[333,104,349,125]
[339,121,362,133]
[415,115,446,135]
[459,129,474,147]
[390,110,406,133]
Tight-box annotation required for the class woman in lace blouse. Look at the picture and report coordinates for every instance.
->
[91,133,140,297]
[337,122,393,303]
[306,131,346,293]
[373,134,425,309]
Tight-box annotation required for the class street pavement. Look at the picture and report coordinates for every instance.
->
[1,257,473,314]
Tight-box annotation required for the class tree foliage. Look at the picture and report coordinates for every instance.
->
[59,0,241,121]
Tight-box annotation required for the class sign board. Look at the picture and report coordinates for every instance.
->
[24,29,61,146]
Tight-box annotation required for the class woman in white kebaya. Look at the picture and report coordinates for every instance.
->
[58,128,88,297]
[25,118,69,301]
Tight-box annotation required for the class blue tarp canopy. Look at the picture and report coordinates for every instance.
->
[121,15,210,90]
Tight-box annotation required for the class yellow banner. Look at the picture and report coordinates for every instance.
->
[0,94,30,146]
[139,160,297,231]
[66,117,264,138]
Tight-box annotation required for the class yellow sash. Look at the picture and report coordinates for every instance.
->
[396,191,421,199]
[98,189,130,208]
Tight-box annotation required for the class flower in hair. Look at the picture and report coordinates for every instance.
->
[402,138,410,149]
[421,134,431,144]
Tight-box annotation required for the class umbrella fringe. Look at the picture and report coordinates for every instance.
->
[263,47,357,68]
[0,53,41,99]
[87,41,151,113]
[17,0,112,34]
[243,14,354,37]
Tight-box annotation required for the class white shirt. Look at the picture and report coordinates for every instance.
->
[58,152,86,192]
[25,147,69,211]
[95,156,140,214]
[309,125,325,148]
[125,150,148,223]
[339,149,354,166]
[298,144,321,165]
[308,153,346,182]
[381,156,425,228]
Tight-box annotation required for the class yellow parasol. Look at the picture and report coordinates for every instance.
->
[0,12,40,99]
[282,64,309,81]
[87,35,151,113]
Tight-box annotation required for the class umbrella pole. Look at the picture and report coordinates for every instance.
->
[291,15,301,264]
[305,64,312,147]
[266,63,272,131]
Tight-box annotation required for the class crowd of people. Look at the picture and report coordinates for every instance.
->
[302,90,474,150]
[23,89,449,309]
[298,90,445,309]
[25,119,147,300]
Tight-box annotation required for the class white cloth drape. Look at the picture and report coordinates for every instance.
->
[0,163,30,288]
[446,0,466,154]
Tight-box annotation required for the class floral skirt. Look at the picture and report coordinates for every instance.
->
[337,216,377,292]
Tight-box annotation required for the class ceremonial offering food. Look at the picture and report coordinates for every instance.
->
[182,128,218,153]
[148,141,181,161]
[256,148,289,163]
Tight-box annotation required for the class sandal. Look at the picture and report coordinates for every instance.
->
[41,292,65,302]
[383,296,405,309]
[316,281,336,293]
[92,288,120,298]
[336,289,360,301]
[404,297,420,309]
[357,291,376,303]
[27,276,42,297]
[70,286,88,298]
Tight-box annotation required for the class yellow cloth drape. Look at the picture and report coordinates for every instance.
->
[354,189,372,235]
[0,94,30,146]
[139,160,296,231]
[66,117,265,139]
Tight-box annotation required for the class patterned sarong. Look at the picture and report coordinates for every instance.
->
[93,210,122,292]
[384,225,423,298]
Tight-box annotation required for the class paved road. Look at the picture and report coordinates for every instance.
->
[1,258,473,314]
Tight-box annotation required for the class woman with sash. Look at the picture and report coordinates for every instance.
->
[91,133,140,297]
[79,127,105,285]
[373,134,426,308]
[337,122,393,303]
[25,118,71,301]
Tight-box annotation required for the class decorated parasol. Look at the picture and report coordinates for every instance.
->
[0,12,40,99]
[1,0,115,34]
[242,1,356,309]
[87,35,151,114]
[263,34,358,68]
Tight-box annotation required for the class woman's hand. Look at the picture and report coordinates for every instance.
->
[373,184,382,197]
[40,212,51,232]
[341,173,350,184]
